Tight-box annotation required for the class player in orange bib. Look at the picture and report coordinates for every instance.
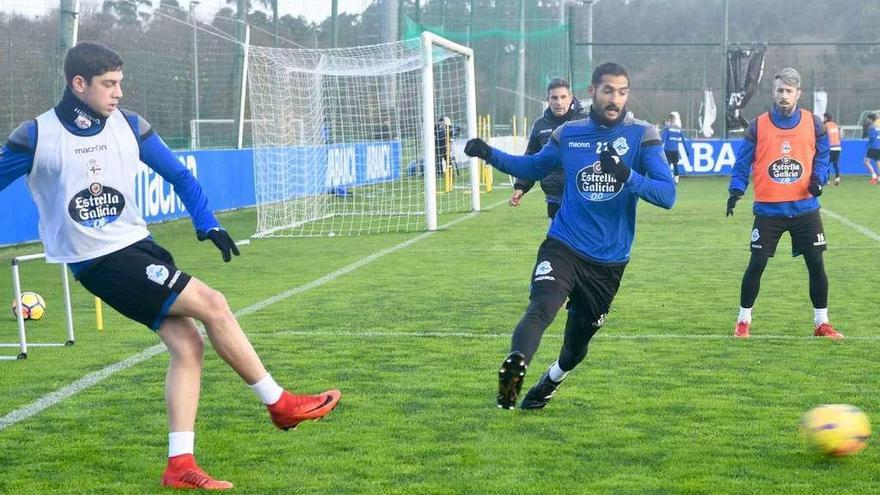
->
[725,68,842,340]
[822,113,842,185]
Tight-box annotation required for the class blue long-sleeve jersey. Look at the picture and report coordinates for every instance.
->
[0,88,221,271]
[728,105,830,218]
[486,111,676,264]
[660,125,690,153]
[868,126,880,150]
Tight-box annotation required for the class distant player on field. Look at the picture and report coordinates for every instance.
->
[509,77,586,219]
[822,113,842,185]
[464,62,676,410]
[726,67,841,340]
[660,111,691,184]
[864,115,880,184]
[0,42,341,490]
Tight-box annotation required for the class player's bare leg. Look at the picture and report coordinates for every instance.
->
[864,157,878,184]
[159,316,233,490]
[169,277,340,430]
[169,277,265,383]
[159,316,204,433]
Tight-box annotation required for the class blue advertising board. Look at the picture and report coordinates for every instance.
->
[670,139,868,176]
[1,140,403,246]
[0,138,871,246]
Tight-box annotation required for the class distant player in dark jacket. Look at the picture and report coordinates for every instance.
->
[465,63,675,411]
[434,116,460,176]
[509,78,586,219]
[660,111,691,184]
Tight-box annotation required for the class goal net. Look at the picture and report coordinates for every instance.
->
[247,32,478,237]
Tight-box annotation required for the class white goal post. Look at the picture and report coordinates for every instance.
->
[246,31,479,237]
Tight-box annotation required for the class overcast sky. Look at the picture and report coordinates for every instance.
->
[279,0,372,24]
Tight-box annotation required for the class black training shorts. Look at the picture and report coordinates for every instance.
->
[867,148,880,161]
[529,237,626,328]
[78,239,192,330]
[749,210,827,258]
[829,149,841,163]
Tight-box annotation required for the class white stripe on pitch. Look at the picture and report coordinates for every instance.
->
[0,199,509,432]
[265,329,880,341]
[823,208,880,243]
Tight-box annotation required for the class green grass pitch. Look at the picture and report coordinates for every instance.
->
[0,176,879,494]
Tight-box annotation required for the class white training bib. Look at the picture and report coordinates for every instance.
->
[30,109,150,263]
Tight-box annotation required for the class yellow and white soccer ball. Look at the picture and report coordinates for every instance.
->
[11,291,46,321]
[801,404,871,456]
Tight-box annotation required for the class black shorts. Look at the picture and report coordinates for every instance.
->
[78,239,192,330]
[867,149,880,161]
[664,150,681,164]
[530,237,626,327]
[829,149,841,162]
[749,211,827,258]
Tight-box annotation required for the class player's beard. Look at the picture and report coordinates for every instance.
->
[777,102,795,116]
[590,104,625,127]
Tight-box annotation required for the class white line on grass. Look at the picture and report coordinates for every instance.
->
[266,329,880,341]
[4,203,875,431]
[0,200,510,432]
[823,208,880,243]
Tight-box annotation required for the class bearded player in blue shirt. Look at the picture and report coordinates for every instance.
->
[465,63,676,410]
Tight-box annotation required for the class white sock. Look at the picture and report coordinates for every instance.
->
[249,373,284,405]
[814,308,829,326]
[738,307,752,323]
[548,361,568,382]
[168,431,195,458]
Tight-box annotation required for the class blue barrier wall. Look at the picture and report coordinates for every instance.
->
[256,141,401,202]
[0,139,871,246]
[673,139,868,176]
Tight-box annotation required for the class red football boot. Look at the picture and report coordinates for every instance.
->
[268,389,341,431]
[161,454,234,490]
[814,322,844,340]
[734,321,750,339]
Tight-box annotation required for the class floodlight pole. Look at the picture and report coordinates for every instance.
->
[722,0,729,138]
[190,1,201,125]
[331,0,339,48]
[586,0,597,80]
[515,0,526,121]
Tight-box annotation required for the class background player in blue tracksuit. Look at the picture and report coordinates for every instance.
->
[660,111,691,183]
[465,62,676,410]
[864,115,880,183]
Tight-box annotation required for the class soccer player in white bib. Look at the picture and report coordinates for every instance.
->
[0,42,340,490]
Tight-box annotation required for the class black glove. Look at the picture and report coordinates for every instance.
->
[599,148,631,183]
[726,190,744,217]
[808,175,823,197]
[197,228,240,263]
[464,138,492,160]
